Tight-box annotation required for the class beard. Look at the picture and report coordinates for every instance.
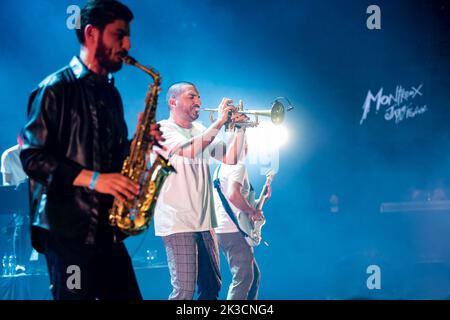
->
[95,38,123,73]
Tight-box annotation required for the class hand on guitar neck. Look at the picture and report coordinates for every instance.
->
[248,207,264,222]
[250,184,272,222]
[250,179,272,221]
[255,176,273,210]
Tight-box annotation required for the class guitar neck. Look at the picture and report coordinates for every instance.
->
[256,184,269,210]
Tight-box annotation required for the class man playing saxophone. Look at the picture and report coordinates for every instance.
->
[154,82,247,300]
[20,0,163,300]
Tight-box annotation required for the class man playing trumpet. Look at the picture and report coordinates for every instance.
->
[154,82,247,300]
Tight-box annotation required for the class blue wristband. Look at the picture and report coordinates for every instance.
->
[89,171,100,190]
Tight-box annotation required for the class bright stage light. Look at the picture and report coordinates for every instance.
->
[246,121,290,149]
[244,121,291,173]
[276,124,289,147]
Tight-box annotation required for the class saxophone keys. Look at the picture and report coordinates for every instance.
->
[118,216,132,230]
[147,181,156,195]
[133,214,147,228]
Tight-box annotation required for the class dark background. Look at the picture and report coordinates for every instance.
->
[1,0,450,299]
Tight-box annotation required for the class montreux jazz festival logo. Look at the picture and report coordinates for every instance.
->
[359,84,427,125]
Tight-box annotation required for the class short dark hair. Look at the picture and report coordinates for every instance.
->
[166,82,197,106]
[76,0,134,44]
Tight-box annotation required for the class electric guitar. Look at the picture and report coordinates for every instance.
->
[237,171,275,247]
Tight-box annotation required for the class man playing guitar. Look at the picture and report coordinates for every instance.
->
[213,134,272,300]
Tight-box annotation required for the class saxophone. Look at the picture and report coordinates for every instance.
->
[109,55,175,236]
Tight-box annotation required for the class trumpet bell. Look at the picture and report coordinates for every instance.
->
[270,101,285,124]
[243,101,286,124]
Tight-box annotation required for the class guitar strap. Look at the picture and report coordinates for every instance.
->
[213,165,251,239]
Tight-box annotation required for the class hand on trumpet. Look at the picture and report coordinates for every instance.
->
[230,108,250,124]
[217,98,249,128]
[217,98,237,126]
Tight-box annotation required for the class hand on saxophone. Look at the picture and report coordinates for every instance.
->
[136,112,166,150]
[95,173,140,202]
[73,170,140,203]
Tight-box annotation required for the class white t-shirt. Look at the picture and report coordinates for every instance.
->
[153,118,221,236]
[213,163,255,234]
[1,144,27,186]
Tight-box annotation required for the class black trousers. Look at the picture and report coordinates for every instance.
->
[40,232,142,300]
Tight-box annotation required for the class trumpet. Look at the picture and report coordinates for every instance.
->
[202,98,294,131]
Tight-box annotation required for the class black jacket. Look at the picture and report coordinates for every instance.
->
[20,56,130,251]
